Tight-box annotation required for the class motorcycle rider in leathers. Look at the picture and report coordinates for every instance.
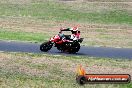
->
[58,26,80,43]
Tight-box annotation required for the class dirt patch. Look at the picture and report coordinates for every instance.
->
[1,17,132,48]
[1,17,132,32]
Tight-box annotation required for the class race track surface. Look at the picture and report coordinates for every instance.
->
[0,40,132,59]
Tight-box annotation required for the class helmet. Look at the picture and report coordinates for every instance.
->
[72,26,78,31]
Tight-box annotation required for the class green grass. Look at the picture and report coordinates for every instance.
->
[1,69,132,88]
[0,29,49,42]
[0,2,132,25]
[0,1,132,47]
[0,52,132,88]
[0,1,132,88]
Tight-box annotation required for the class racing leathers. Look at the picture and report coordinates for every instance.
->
[60,27,80,41]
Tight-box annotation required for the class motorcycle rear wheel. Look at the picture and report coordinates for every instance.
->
[63,42,80,53]
[68,43,80,53]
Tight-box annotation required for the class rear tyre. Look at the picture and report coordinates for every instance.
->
[40,42,53,52]
[68,43,80,54]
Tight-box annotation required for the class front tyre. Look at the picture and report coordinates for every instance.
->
[40,42,53,52]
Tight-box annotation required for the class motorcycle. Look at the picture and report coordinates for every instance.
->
[40,31,83,53]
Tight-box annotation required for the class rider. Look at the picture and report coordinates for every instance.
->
[59,26,80,41]
[56,31,67,44]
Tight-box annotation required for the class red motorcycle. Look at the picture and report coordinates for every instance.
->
[40,31,83,53]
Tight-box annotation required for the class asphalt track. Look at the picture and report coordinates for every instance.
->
[0,40,132,59]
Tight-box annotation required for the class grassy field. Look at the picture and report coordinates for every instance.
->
[0,52,132,88]
[0,1,132,24]
[0,0,132,88]
[0,29,49,43]
[0,0,132,47]
[0,2,132,24]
